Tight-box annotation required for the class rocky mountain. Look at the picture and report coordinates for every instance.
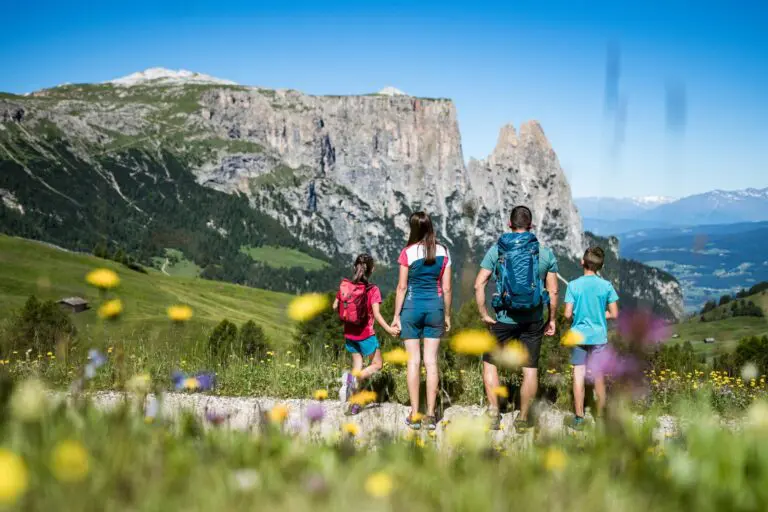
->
[0,68,682,318]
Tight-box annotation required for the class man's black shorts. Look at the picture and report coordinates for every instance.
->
[483,320,545,369]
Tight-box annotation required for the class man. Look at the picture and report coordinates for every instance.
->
[474,205,559,431]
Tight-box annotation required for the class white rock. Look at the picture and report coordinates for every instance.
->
[108,67,238,87]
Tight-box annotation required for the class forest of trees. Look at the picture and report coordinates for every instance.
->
[0,137,344,294]
[699,281,767,320]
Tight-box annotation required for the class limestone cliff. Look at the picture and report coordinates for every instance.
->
[0,69,682,318]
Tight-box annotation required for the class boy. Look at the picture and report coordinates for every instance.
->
[564,247,619,430]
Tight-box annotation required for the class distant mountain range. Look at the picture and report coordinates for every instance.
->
[578,187,768,235]
[618,221,768,312]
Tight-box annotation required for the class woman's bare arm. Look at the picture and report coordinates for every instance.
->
[392,265,409,330]
[372,303,396,336]
[442,265,452,332]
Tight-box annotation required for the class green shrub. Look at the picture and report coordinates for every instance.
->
[4,296,76,356]
[238,320,269,359]
[208,319,238,362]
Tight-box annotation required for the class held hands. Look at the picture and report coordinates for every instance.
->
[444,314,451,333]
[544,319,557,337]
[390,316,401,336]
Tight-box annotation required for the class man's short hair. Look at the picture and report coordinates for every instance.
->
[510,206,532,230]
[583,247,605,272]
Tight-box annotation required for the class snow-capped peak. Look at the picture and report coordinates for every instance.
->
[630,196,676,206]
[378,86,408,96]
[107,68,238,87]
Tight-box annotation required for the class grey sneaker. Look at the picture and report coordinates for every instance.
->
[513,417,533,432]
[487,408,501,431]
[423,415,437,431]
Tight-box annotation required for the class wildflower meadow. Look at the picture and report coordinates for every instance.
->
[2,267,768,511]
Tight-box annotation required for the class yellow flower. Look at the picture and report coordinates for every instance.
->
[348,390,377,406]
[182,377,200,391]
[747,401,768,430]
[445,416,489,452]
[493,386,509,399]
[493,341,529,368]
[107,347,113,354]
[98,299,123,320]
[342,422,360,436]
[351,369,363,378]
[268,404,289,424]
[543,447,567,472]
[86,268,120,289]
[126,373,151,394]
[51,440,90,483]
[0,449,28,504]
[10,378,48,422]
[450,329,496,355]
[383,348,408,365]
[167,304,193,322]
[561,329,584,347]
[365,472,393,498]
[287,293,329,322]
[313,389,329,401]
[409,412,425,423]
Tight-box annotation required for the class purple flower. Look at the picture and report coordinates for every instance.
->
[88,349,107,368]
[171,370,186,391]
[306,404,325,424]
[194,372,216,391]
[171,370,215,392]
[84,349,107,380]
[145,396,160,420]
[205,406,230,426]
[617,309,671,346]
[587,345,637,380]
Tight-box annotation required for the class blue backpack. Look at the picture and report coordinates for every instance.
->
[491,232,544,312]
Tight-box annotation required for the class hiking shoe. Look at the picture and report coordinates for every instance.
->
[346,404,362,416]
[486,409,501,431]
[423,415,437,431]
[513,417,533,432]
[567,415,586,431]
[405,414,422,430]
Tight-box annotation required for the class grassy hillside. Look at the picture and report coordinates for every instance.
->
[240,245,329,271]
[668,289,768,355]
[0,235,293,342]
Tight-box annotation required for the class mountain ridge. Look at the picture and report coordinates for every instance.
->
[578,186,768,235]
[0,69,683,319]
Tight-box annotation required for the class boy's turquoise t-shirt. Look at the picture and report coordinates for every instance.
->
[480,243,558,325]
[564,275,619,345]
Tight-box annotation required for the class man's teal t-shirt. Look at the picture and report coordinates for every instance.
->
[564,275,619,345]
[480,243,558,325]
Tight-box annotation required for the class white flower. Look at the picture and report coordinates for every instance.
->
[10,379,48,422]
[231,469,260,491]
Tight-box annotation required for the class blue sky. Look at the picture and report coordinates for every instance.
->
[2,0,766,198]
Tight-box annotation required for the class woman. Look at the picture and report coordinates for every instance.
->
[391,212,452,430]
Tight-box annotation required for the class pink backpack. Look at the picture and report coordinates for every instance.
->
[338,279,369,326]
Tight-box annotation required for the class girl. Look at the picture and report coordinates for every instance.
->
[333,253,398,415]
[391,212,452,430]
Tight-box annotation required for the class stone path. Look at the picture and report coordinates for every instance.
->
[85,392,686,448]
